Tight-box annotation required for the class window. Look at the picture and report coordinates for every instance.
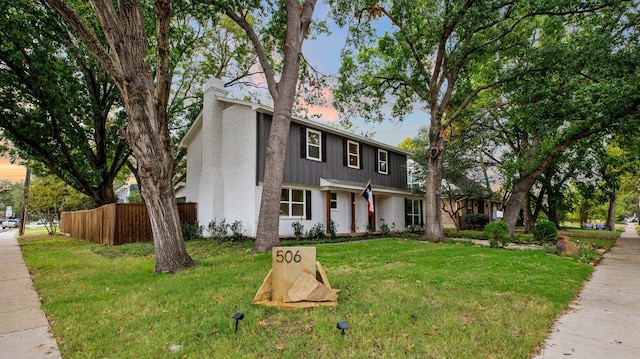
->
[405,199,423,229]
[306,129,321,161]
[280,188,312,219]
[330,192,338,210]
[408,170,419,190]
[347,140,360,168]
[377,149,388,174]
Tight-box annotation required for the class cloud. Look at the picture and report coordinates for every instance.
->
[303,88,340,122]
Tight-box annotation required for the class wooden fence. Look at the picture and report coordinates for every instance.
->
[60,203,197,245]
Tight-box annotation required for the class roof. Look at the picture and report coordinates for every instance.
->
[180,95,413,156]
[319,178,414,196]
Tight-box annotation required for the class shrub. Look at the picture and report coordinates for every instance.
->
[292,221,305,240]
[182,221,202,241]
[484,220,510,248]
[306,223,325,240]
[229,220,245,241]
[327,220,337,238]
[464,214,490,230]
[207,219,228,239]
[533,220,558,243]
[381,220,391,236]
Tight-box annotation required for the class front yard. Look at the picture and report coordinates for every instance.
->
[19,229,613,358]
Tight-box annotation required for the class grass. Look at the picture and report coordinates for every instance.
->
[444,225,619,252]
[19,229,600,359]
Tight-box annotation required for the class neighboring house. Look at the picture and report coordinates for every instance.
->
[406,159,503,229]
[115,183,139,203]
[179,78,422,238]
[441,196,503,229]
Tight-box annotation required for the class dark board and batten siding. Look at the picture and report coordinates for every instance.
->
[256,112,408,190]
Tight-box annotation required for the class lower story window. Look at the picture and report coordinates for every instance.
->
[281,188,305,217]
[330,192,338,210]
[405,198,422,228]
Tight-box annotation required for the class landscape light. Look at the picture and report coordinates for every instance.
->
[336,321,348,335]
[232,312,244,333]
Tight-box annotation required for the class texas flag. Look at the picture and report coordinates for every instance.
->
[361,181,374,215]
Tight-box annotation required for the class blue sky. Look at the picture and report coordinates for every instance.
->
[296,0,427,147]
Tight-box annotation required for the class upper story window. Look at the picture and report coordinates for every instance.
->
[300,127,325,162]
[347,140,360,168]
[306,129,322,161]
[280,188,306,218]
[330,192,338,210]
[377,149,388,174]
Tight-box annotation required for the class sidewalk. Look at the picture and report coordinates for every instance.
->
[534,222,640,358]
[0,229,61,359]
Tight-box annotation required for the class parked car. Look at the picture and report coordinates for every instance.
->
[2,218,20,229]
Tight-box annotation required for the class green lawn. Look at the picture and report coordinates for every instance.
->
[20,231,599,358]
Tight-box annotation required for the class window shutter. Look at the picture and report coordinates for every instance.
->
[359,143,363,169]
[300,127,306,158]
[420,200,424,227]
[343,139,348,167]
[375,149,379,173]
[305,190,312,220]
[321,132,327,162]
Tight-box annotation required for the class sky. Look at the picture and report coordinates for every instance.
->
[293,1,427,147]
[0,154,26,183]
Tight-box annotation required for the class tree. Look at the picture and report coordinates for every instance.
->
[43,0,195,272]
[0,180,23,218]
[28,175,88,235]
[401,125,491,232]
[0,0,131,206]
[217,0,320,252]
[484,3,640,234]
[328,0,609,241]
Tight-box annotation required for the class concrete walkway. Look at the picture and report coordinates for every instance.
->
[534,222,640,358]
[0,229,61,359]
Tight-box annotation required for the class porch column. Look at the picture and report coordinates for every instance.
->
[350,192,356,233]
[325,190,331,235]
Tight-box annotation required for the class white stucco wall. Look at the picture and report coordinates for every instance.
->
[330,191,351,235]
[220,104,258,236]
[197,79,226,226]
[184,127,202,204]
[375,196,406,231]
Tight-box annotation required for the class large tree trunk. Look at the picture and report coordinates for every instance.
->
[423,120,446,242]
[504,176,537,235]
[45,0,195,272]
[606,188,617,231]
[230,0,316,253]
[523,194,534,233]
[253,107,292,253]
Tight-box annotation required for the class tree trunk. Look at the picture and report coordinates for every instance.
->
[121,77,195,272]
[523,194,534,233]
[143,179,195,272]
[606,188,617,231]
[240,0,316,253]
[504,176,537,235]
[253,108,292,253]
[44,0,196,272]
[423,120,446,242]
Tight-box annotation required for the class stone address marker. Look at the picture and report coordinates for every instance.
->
[253,246,338,308]
[271,247,316,302]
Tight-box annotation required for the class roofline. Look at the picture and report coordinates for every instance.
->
[180,95,413,156]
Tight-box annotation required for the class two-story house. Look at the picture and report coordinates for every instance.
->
[178,78,423,238]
